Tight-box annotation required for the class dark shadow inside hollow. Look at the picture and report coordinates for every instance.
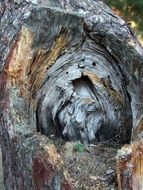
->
[36,104,63,138]
[72,76,98,100]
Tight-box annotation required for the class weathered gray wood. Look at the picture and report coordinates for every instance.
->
[1,0,143,189]
[31,0,142,144]
[1,0,143,143]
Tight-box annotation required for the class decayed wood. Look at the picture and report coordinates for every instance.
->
[1,0,143,189]
[1,0,143,143]
[117,141,143,190]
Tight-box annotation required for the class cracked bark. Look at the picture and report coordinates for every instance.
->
[0,0,143,189]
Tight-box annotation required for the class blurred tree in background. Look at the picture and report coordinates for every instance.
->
[106,0,143,41]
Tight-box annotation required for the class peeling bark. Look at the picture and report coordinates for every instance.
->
[1,0,143,189]
[117,141,143,190]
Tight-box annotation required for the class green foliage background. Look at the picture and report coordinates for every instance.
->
[106,0,143,38]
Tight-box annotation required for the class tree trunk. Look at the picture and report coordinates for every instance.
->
[0,0,143,189]
[117,141,143,190]
[116,111,143,190]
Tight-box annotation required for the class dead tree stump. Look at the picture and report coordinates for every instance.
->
[1,0,143,189]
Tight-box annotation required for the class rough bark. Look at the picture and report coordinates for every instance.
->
[116,103,143,190]
[1,0,143,189]
[117,141,143,190]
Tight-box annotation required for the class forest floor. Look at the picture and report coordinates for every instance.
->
[54,139,120,190]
